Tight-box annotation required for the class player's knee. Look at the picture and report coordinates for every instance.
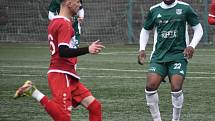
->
[146,80,160,91]
[145,85,157,91]
[171,86,182,92]
[171,90,184,108]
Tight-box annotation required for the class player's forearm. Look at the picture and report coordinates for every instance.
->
[59,45,89,58]
[189,23,203,48]
[139,28,150,51]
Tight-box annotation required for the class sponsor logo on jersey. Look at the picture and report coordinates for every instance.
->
[148,67,156,72]
[161,30,177,39]
[176,9,182,15]
[157,13,162,18]
[180,70,184,75]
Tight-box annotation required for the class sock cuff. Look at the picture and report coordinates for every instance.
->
[87,99,101,111]
[145,89,157,95]
[171,90,182,94]
[171,90,183,97]
[32,89,45,102]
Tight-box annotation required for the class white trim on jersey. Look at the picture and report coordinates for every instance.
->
[151,27,158,60]
[58,43,70,47]
[160,1,178,9]
[48,69,80,80]
[150,1,190,12]
[53,15,71,22]
[185,23,189,47]
[65,74,70,87]
[209,14,215,18]
[150,3,161,11]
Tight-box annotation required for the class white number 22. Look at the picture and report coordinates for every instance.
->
[173,63,181,69]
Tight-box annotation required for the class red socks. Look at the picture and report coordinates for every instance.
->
[40,96,71,121]
[40,96,102,121]
[87,99,102,121]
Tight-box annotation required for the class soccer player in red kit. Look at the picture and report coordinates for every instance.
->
[208,0,215,24]
[13,0,104,121]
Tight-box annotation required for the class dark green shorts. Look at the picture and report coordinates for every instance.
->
[148,59,188,78]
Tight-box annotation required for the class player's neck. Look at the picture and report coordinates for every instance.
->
[59,8,74,20]
[164,0,176,5]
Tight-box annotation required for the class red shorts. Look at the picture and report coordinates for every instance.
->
[47,72,92,110]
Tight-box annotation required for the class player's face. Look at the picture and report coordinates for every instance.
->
[67,0,80,15]
[163,0,175,5]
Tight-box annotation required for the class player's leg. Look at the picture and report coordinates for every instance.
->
[82,96,102,121]
[145,73,162,121]
[145,62,167,121]
[14,80,46,103]
[13,73,71,121]
[170,75,184,121]
[168,60,187,121]
[41,73,72,121]
[14,81,67,121]
[71,81,102,121]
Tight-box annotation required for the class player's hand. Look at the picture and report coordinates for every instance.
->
[78,17,84,24]
[184,46,195,59]
[89,40,105,54]
[138,50,146,65]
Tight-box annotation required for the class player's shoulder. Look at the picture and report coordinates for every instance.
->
[52,16,71,24]
[49,16,72,30]
[177,1,194,12]
[149,2,162,11]
[177,1,190,7]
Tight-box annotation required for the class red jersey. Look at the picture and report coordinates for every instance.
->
[47,16,80,79]
[209,0,215,17]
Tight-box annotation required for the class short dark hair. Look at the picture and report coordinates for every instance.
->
[59,0,66,3]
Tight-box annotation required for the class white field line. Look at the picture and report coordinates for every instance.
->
[1,73,215,79]
[100,52,215,57]
[1,65,215,75]
[1,45,215,51]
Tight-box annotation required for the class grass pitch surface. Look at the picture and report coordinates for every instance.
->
[0,43,215,121]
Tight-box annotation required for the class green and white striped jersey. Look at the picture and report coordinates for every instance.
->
[144,1,200,62]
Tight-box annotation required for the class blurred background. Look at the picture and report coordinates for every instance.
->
[0,0,213,45]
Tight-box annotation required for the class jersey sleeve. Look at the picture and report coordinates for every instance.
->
[186,5,200,27]
[209,3,215,17]
[58,21,74,47]
[143,10,155,30]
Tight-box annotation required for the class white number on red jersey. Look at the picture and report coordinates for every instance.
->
[48,34,55,55]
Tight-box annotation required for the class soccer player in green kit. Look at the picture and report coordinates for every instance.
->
[138,0,203,121]
[48,0,84,46]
